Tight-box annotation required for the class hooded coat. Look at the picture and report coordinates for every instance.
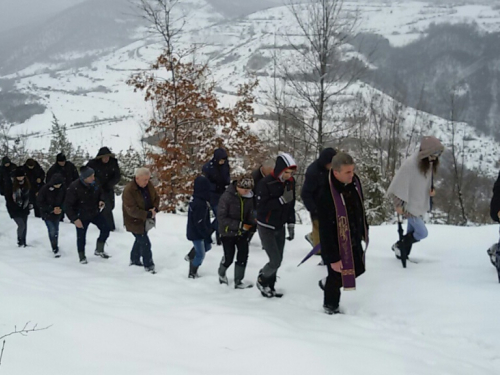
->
[202,148,230,207]
[256,153,297,230]
[37,174,66,221]
[187,175,213,241]
[0,156,17,196]
[24,159,45,200]
[301,147,337,218]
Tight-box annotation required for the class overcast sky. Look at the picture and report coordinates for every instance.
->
[0,0,85,32]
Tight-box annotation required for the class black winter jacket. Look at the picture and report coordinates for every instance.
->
[490,171,500,222]
[187,176,213,241]
[37,175,66,221]
[218,182,254,237]
[256,155,296,230]
[318,172,368,274]
[301,148,336,218]
[86,152,121,193]
[24,160,46,200]
[202,148,230,207]
[64,178,105,222]
[47,161,79,189]
[6,179,30,219]
[0,161,17,196]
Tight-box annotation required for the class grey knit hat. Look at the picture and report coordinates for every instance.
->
[79,166,95,180]
[418,136,444,160]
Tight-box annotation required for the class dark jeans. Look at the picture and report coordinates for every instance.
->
[44,219,60,250]
[76,213,110,253]
[221,235,249,268]
[324,264,343,308]
[102,190,116,231]
[13,215,28,244]
[131,233,154,267]
[258,225,286,278]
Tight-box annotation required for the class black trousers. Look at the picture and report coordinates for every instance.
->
[221,235,249,268]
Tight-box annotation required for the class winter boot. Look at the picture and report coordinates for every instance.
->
[234,264,253,289]
[184,247,195,262]
[218,262,228,285]
[268,274,283,297]
[94,240,110,259]
[189,263,199,279]
[393,233,418,266]
[130,260,144,266]
[145,265,156,274]
[78,251,87,264]
[323,304,341,315]
[256,270,273,297]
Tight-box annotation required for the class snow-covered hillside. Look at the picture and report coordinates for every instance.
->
[0,198,499,374]
[3,0,500,170]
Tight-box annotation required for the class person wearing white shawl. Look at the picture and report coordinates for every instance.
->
[387,136,444,259]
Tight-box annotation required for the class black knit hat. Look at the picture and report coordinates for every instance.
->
[14,167,26,177]
[2,156,11,166]
[56,153,66,162]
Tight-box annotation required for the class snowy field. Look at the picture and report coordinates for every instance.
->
[0,197,499,374]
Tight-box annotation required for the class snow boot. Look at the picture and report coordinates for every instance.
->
[184,247,195,262]
[145,265,156,274]
[130,260,144,266]
[189,263,199,279]
[323,304,341,315]
[94,240,110,259]
[393,233,418,267]
[78,251,87,264]
[268,274,283,298]
[218,262,228,285]
[256,270,273,297]
[234,264,253,289]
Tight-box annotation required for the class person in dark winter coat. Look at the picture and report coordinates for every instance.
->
[37,174,66,256]
[255,153,297,298]
[186,175,213,278]
[248,160,274,243]
[46,153,79,191]
[489,170,500,279]
[6,167,31,247]
[301,147,337,251]
[64,166,110,264]
[87,147,121,231]
[122,168,160,273]
[318,152,369,314]
[202,148,230,245]
[0,156,17,198]
[217,175,255,289]
[24,158,45,218]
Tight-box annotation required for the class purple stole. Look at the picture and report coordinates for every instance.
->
[328,173,369,290]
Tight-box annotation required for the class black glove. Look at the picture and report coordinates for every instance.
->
[279,188,293,205]
[287,224,295,241]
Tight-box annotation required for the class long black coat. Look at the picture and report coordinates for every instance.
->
[318,171,367,277]
[24,161,45,200]
[491,171,500,222]
[64,179,105,222]
[47,161,79,189]
[301,148,336,218]
[217,182,254,237]
[37,175,66,221]
[86,157,121,193]
[0,162,17,196]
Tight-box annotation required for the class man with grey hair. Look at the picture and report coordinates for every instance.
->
[317,152,369,314]
[122,167,160,274]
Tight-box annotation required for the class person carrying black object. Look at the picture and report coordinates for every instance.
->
[217,174,255,289]
[37,174,66,257]
[0,156,17,198]
[255,153,297,298]
[24,158,45,218]
[87,147,121,231]
[6,167,32,247]
[46,153,79,191]
[186,175,213,278]
[301,147,337,251]
[489,169,500,281]
[64,166,110,264]
[248,159,274,244]
[202,148,230,245]
[317,152,369,315]
[122,168,160,274]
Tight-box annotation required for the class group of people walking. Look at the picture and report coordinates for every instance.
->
[4,134,498,313]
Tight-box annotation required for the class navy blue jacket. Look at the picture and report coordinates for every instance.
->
[202,148,230,207]
[301,148,336,218]
[256,154,296,230]
[187,175,213,241]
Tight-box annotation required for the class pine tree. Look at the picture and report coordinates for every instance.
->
[48,113,73,163]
